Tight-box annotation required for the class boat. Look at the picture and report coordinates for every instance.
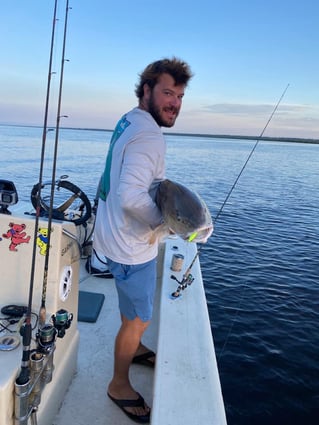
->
[0,0,227,422]
[0,178,226,425]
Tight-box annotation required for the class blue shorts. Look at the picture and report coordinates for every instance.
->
[106,258,157,322]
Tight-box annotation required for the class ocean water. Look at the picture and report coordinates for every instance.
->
[1,125,318,424]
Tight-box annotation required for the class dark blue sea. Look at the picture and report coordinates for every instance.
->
[1,125,318,425]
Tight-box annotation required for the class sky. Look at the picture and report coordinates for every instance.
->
[1,0,318,139]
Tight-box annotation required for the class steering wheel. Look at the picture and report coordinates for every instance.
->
[31,176,92,226]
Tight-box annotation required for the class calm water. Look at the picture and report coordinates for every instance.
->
[1,125,318,424]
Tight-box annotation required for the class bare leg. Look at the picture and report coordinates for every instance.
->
[108,315,151,416]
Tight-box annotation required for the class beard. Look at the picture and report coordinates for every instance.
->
[147,93,179,128]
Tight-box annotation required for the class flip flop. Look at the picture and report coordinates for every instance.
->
[107,392,150,423]
[132,350,156,368]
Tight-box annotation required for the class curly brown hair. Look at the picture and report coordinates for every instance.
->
[135,57,193,100]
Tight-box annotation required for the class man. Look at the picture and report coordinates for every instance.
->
[93,57,192,423]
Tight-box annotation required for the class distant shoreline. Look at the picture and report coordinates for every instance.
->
[163,132,319,144]
[1,123,318,144]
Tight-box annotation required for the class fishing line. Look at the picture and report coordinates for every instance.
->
[39,0,71,326]
[16,0,59,386]
[216,282,249,362]
[213,84,290,359]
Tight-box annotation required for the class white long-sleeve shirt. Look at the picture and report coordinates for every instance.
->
[93,107,166,264]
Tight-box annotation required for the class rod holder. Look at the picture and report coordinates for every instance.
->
[30,352,44,407]
[14,379,31,425]
[42,348,55,384]
[14,346,56,424]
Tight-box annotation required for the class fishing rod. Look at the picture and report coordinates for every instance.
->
[214,83,290,223]
[39,0,71,326]
[171,84,290,298]
[16,0,59,387]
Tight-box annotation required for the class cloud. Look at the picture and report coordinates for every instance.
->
[202,102,317,117]
[176,101,319,139]
[203,103,272,115]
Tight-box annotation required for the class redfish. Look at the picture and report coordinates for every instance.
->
[152,179,213,244]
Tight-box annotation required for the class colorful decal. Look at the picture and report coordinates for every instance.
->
[2,222,31,251]
[37,227,51,256]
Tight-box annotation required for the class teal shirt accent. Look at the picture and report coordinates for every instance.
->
[100,115,131,201]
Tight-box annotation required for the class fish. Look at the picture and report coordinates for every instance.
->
[152,179,213,244]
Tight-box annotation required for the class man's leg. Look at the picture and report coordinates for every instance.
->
[108,315,151,416]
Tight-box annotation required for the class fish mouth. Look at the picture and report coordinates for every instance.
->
[178,224,214,244]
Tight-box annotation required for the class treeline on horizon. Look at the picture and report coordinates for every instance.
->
[1,123,318,144]
[77,127,319,144]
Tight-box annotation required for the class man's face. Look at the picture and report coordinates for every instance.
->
[143,73,185,128]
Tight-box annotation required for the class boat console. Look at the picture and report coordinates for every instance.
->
[0,199,80,425]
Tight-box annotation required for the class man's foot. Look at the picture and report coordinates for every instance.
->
[132,350,156,368]
[107,391,150,423]
[132,344,155,368]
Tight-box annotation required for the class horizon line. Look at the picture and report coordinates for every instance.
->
[1,122,318,144]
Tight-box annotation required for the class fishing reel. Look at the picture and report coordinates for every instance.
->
[170,273,194,299]
[36,323,57,353]
[31,175,92,225]
[51,309,73,338]
[36,309,73,353]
